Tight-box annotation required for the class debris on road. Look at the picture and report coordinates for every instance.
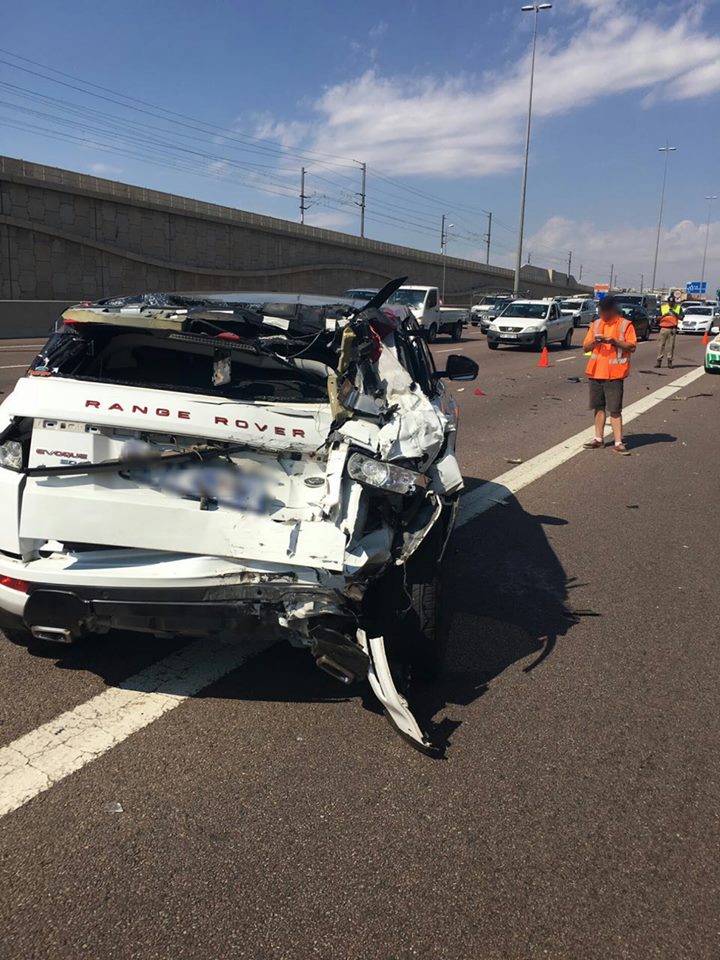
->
[504,457,523,464]
[104,801,124,814]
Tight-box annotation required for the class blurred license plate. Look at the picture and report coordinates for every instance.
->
[500,333,517,340]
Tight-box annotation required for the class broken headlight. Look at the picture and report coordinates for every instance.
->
[347,452,423,496]
[0,440,23,471]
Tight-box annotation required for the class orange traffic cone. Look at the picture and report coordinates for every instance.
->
[537,346,549,368]
[703,330,710,346]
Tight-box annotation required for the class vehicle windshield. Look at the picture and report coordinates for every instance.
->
[684,306,711,315]
[560,300,582,310]
[499,303,548,320]
[387,289,427,309]
[614,296,642,305]
[618,306,642,318]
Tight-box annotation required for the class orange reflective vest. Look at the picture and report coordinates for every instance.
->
[659,304,681,328]
[584,315,636,380]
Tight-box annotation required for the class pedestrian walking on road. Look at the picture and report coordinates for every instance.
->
[582,296,637,455]
[656,292,682,368]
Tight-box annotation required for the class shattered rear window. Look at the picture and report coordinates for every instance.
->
[31,327,332,403]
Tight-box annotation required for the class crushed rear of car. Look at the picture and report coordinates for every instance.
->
[0,281,478,753]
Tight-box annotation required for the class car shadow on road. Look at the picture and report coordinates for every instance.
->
[408,487,581,752]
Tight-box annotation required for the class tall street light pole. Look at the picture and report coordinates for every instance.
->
[513,2,552,298]
[650,143,677,292]
[701,194,717,287]
[441,214,454,302]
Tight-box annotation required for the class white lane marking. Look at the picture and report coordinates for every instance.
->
[458,366,706,526]
[556,355,577,362]
[435,347,463,354]
[0,635,270,818]
[0,364,29,370]
[0,343,44,350]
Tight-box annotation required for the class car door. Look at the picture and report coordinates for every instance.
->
[582,300,595,325]
[551,303,567,341]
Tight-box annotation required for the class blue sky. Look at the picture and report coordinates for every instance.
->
[1,0,719,291]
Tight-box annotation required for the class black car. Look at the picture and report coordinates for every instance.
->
[618,304,651,341]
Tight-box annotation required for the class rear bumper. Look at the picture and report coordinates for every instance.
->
[3,581,344,640]
[0,550,346,640]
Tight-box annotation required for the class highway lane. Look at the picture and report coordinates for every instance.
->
[0,330,718,958]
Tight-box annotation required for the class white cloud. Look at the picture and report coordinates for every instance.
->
[88,162,123,176]
[261,2,720,179]
[525,215,720,289]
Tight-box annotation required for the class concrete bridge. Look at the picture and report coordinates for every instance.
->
[0,155,590,335]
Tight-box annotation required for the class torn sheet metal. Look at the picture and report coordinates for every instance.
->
[357,629,436,755]
[375,340,448,464]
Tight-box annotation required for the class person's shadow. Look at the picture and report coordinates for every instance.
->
[4,485,581,757]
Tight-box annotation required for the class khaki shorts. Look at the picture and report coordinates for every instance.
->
[589,378,624,417]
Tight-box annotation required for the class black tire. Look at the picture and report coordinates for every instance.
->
[488,340,499,350]
[562,327,573,348]
[426,323,439,343]
[451,322,463,342]
[643,325,651,342]
[536,332,548,352]
[405,577,446,681]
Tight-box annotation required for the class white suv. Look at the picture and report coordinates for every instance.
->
[487,300,574,351]
[0,283,480,754]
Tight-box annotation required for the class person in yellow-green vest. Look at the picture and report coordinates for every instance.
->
[656,293,682,368]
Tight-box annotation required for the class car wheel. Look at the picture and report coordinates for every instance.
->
[426,323,439,343]
[536,332,548,352]
[643,325,651,341]
[488,341,499,350]
[405,577,447,681]
[562,327,573,348]
[451,322,463,342]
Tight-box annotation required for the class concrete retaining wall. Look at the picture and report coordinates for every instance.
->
[0,155,591,325]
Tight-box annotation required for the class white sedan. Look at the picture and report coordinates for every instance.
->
[679,304,717,334]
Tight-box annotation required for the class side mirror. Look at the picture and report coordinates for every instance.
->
[439,354,479,381]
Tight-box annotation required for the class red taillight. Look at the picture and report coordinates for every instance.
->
[0,576,29,593]
[216,332,241,340]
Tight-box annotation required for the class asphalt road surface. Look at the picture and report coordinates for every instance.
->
[1,330,718,960]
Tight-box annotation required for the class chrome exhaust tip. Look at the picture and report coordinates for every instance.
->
[30,626,74,644]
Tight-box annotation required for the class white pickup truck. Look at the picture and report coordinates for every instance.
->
[386,286,466,342]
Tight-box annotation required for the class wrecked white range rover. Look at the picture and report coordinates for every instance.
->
[0,280,477,753]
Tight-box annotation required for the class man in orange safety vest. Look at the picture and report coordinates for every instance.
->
[582,296,637,455]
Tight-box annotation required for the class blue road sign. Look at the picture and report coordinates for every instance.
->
[686,281,707,295]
